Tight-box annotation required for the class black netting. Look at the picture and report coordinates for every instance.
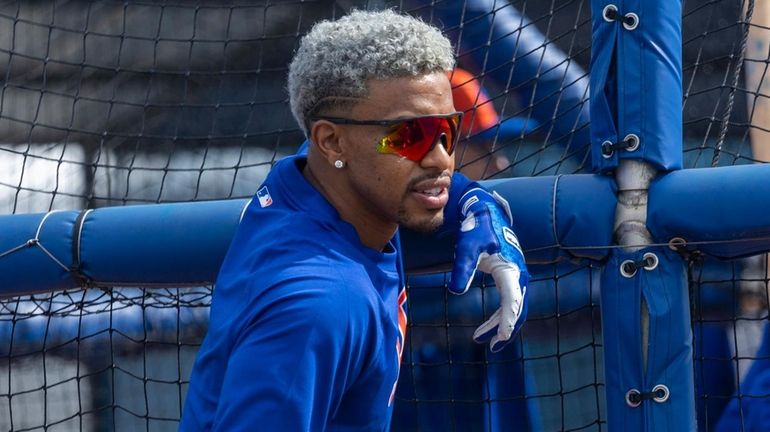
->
[0,287,210,431]
[0,0,769,431]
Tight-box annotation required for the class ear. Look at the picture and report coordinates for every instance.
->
[310,120,344,166]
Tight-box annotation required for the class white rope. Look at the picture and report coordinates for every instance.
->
[0,211,71,273]
[33,210,61,241]
[239,199,252,222]
[551,175,563,249]
[0,243,28,259]
[35,243,70,272]
[75,209,93,269]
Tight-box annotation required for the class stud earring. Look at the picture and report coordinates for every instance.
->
[334,160,345,169]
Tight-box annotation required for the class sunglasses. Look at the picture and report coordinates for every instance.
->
[312,112,463,162]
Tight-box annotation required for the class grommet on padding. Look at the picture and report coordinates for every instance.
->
[620,253,658,278]
[642,252,658,271]
[623,133,640,152]
[623,12,639,30]
[626,385,669,407]
[602,134,640,157]
[620,260,637,278]
[601,140,615,158]
[625,389,642,407]
[652,384,670,403]
[603,4,619,22]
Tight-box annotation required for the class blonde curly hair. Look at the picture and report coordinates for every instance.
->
[287,9,455,135]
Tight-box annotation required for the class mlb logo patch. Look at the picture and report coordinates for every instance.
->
[257,186,273,208]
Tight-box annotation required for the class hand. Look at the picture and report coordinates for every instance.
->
[448,187,529,353]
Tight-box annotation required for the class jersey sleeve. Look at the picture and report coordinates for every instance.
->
[210,278,364,431]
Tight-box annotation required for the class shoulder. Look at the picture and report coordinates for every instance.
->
[223,202,350,276]
[215,213,380,322]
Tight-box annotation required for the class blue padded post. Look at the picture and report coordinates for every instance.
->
[590,0,683,173]
[601,248,695,431]
[592,0,694,430]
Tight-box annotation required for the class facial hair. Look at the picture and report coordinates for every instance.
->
[396,172,451,233]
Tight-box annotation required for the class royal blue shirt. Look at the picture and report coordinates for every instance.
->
[180,155,408,431]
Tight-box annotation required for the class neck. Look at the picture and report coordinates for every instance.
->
[302,159,397,252]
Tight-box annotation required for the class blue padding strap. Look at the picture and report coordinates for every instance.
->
[600,248,695,431]
[648,164,770,259]
[590,0,683,173]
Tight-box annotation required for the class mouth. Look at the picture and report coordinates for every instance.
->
[417,187,443,197]
[409,177,451,210]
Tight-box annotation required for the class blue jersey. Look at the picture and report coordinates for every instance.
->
[180,155,408,431]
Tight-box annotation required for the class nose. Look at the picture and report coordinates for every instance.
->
[420,133,454,171]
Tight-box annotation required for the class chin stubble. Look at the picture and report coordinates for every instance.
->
[397,207,443,233]
[397,171,451,233]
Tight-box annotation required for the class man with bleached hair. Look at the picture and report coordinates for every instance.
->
[180,9,528,431]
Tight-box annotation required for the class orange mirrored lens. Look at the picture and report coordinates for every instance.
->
[376,114,460,161]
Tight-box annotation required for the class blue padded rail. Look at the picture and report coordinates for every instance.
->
[487,174,617,262]
[4,163,770,295]
[648,164,770,259]
[0,199,249,296]
[0,176,615,296]
[0,211,80,295]
[79,199,248,287]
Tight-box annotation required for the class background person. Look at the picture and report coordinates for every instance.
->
[450,67,538,180]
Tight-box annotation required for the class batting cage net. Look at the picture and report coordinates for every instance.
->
[0,0,768,431]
